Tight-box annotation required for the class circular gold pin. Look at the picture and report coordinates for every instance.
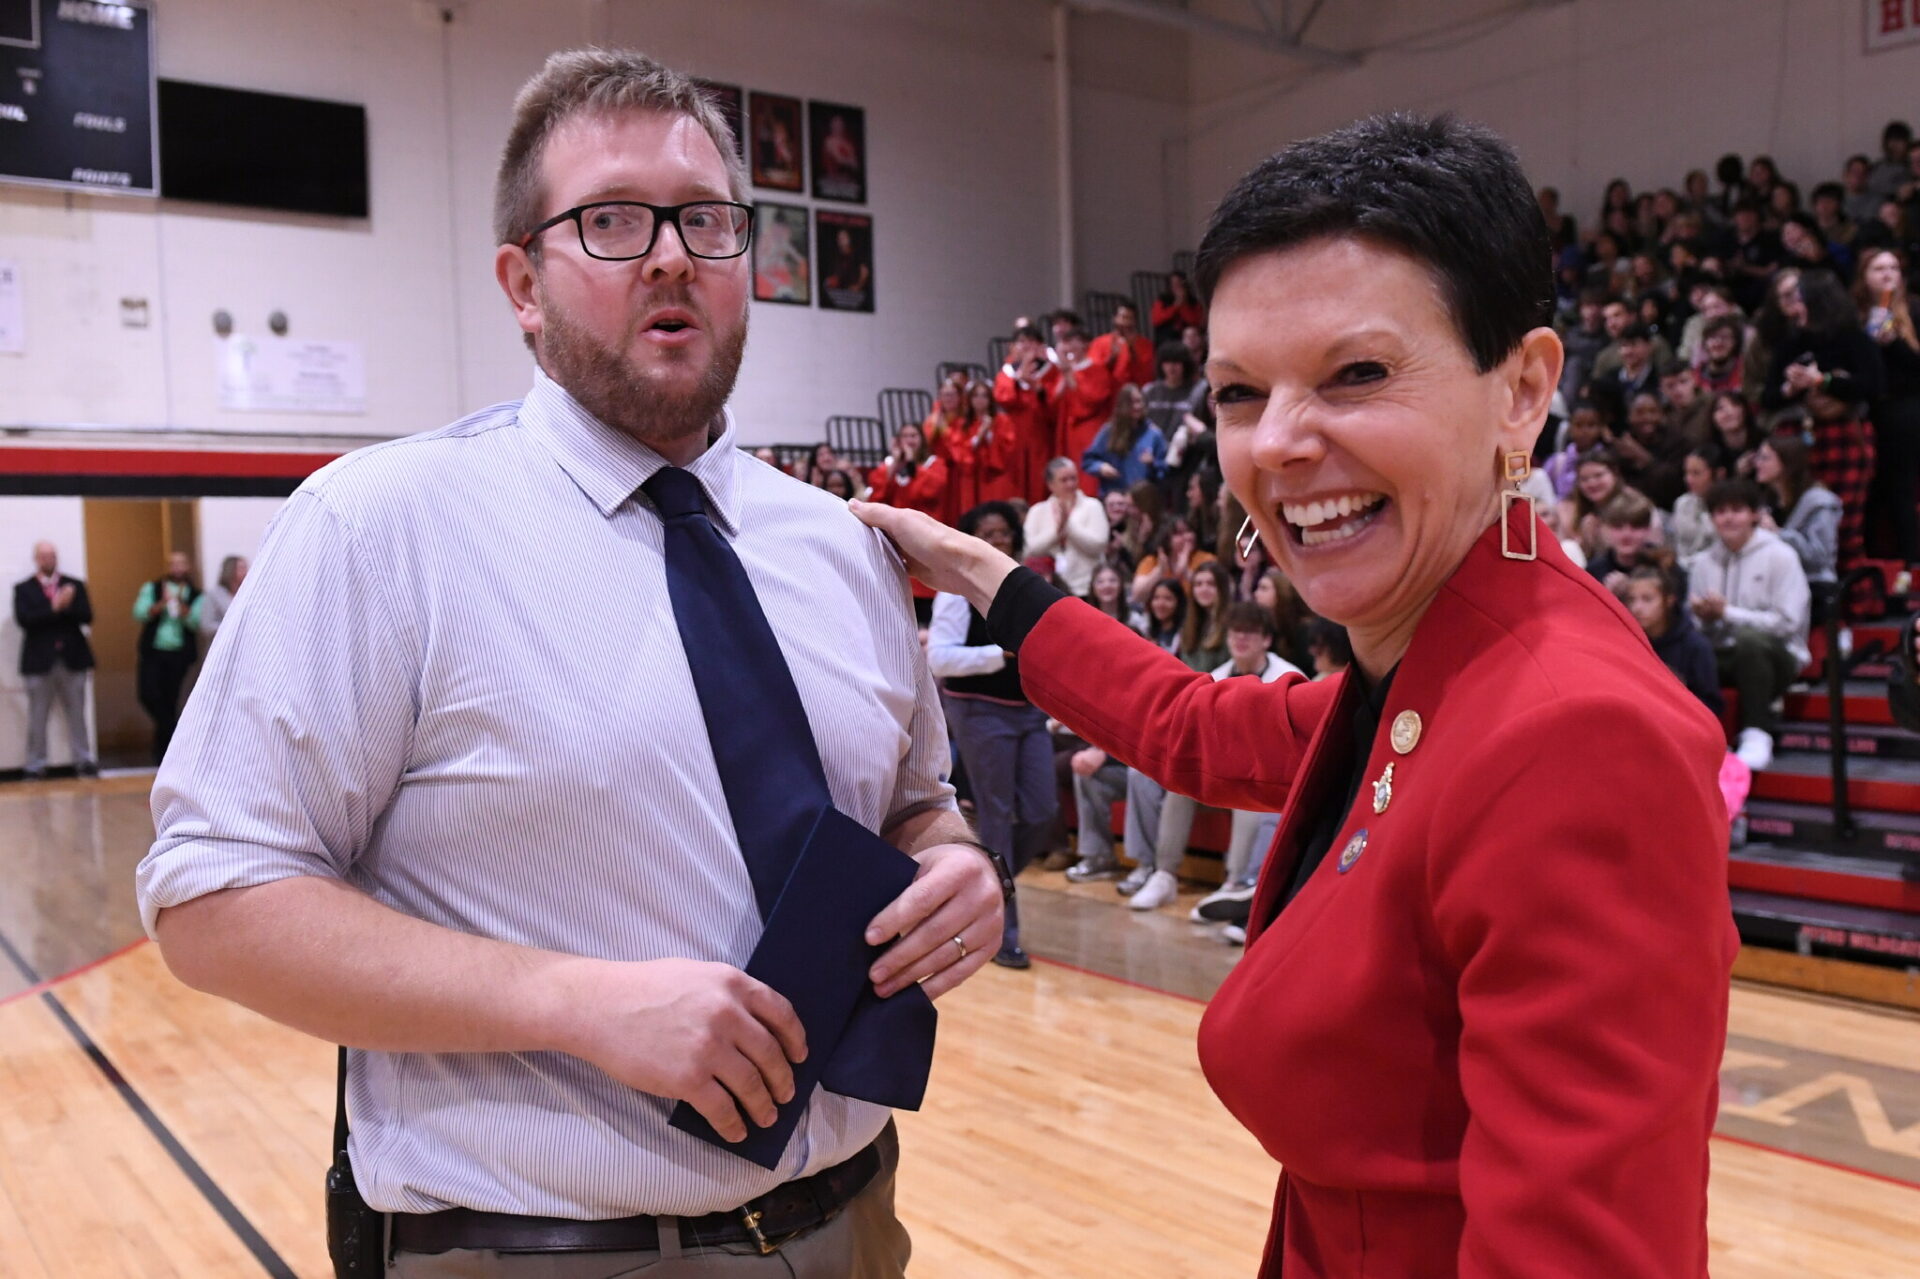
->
[1390,710,1423,755]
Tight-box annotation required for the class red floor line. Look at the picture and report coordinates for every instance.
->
[1710,1131,1920,1192]
[1032,953,1208,1005]
[1031,949,1920,1194]
[0,937,150,1011]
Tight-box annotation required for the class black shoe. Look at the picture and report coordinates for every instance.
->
[992,945,1032,970]
[21,768,45,782]
[76,761,99,778]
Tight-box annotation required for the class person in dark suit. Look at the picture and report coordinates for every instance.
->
[858,114,1733,1278]
[13,541,97,778]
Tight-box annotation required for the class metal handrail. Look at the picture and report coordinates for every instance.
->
[1821,567,1889,842]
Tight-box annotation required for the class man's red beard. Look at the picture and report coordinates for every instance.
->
[536,287,748,453]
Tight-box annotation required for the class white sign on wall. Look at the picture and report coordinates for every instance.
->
[216,335,367,414]
[0,259,22,354]
[1866,0,1920,52]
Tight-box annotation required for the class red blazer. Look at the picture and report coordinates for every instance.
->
[1016,509,1735,1278]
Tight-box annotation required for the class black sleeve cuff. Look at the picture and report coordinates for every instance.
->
[986,566,1068,652]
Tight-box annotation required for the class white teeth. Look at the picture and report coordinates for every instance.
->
[1281,493,1384,529]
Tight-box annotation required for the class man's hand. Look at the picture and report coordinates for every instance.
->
[556,958,807,1145]
[1070,747,1108,777]
[1692,591,1727,622]
[53,585,74,612]
[863,843,1004,1000]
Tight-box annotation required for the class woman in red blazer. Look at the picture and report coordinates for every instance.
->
[857,114,1735,1278]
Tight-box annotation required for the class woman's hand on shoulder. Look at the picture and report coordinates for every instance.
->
[851,501,1019,614]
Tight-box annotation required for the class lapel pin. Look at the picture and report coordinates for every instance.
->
[1372,762,1394,815]
[1338,829,1368,873]
[1390,710,1423,755]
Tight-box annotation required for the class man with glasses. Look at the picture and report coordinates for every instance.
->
[138,48,1003,1279]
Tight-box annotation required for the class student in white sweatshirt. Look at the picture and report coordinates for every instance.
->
[1688,478,1811,771]
[1020,457,1110,596]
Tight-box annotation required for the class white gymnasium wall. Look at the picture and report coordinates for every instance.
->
[1068,11,1194,299]
[0,498,90,771]
[0,0,1089,448]
[1185,0,1920,251]
[196,498,285,592]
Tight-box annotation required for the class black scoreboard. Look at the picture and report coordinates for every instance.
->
[0,0,156,195]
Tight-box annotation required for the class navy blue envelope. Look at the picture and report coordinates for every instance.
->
[669,806,938,1168]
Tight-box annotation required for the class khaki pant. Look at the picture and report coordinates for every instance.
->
[387,1126,909,1279]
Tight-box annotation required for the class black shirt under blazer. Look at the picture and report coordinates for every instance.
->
[13,575,95,675]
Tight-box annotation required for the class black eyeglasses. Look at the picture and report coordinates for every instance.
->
[516,200,754,261]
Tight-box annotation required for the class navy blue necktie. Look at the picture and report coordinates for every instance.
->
[643,466,935,1163]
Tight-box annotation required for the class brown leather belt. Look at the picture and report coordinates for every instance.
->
[389,1140,881,1257]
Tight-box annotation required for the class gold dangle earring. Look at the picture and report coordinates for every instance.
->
[1236,516,1261,560]
[1500,450,1538,562]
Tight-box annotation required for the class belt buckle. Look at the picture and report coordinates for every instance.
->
[739,1207,776,1256]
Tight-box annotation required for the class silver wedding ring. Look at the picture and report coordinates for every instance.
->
[951,935,969,961]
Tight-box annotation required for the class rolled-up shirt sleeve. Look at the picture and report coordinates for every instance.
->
[136,488,417,937]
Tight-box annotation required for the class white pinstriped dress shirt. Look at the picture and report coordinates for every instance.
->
[136,369,957,1218]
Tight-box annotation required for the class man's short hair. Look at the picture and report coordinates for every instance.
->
[493,49,747,250]
[1658,357,1693,381]
[1599,489,1655,529]
[1705,477,1765,514]
[1885,120,1913,145]
[1811,181,1845,207]
[1847,153,1872,170]
[1193,113,1551,373]
[1059,326,1087,344]
[1619,322,1652,343]
[1578,285,1612,307]
[1225,600,1276,638]
[1013,323,1044,344]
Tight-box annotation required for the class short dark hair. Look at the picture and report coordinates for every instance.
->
[1658,357,1693,381]
[1155,341,1195,379]
[1811,181,1845,207]
[1305,618,1353,668]
[958,501,1026,556]
[1716,154,1745,185]
[1225,600,1276,637]
[1702,313,1744,344]
[1847,153,1872,170]
[1619,322,1652,343]
[1013,323,1044,344]
[1059,326,1087,343]
[1705,477,1764,514]
[1193,113,1551,373]
[1578,284,1612,307]
[1884,120,1912,145]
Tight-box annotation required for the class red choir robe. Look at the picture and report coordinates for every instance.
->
[1055,357,1116,495]
[994,362,1061,502]
[1089,330,1156,388]
[973,411,1022,504]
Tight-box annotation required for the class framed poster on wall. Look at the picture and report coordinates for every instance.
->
[816,209,873,313]
[692,78,745,163]
[753,201,811,305]
[748,90,803,191]
[808,100,865,203]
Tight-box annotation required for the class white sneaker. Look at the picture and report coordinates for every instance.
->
[1220,923,1247,946]
[1115,864,1153,896]
[1735,728,1774,772]
[1129,870,1179,911]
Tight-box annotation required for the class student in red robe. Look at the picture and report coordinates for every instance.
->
[921,379,978,524]
[994,324,1061,502]
[1151,270,1208,344]
[971,379,1022,504]
[1055,328,1116,494]
[1089,301,1157,388]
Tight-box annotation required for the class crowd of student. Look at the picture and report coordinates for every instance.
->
[749,122,1920,945]
[1535,121,1920,778]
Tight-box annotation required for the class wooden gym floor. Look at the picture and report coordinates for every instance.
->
[2,775,1919,1277]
